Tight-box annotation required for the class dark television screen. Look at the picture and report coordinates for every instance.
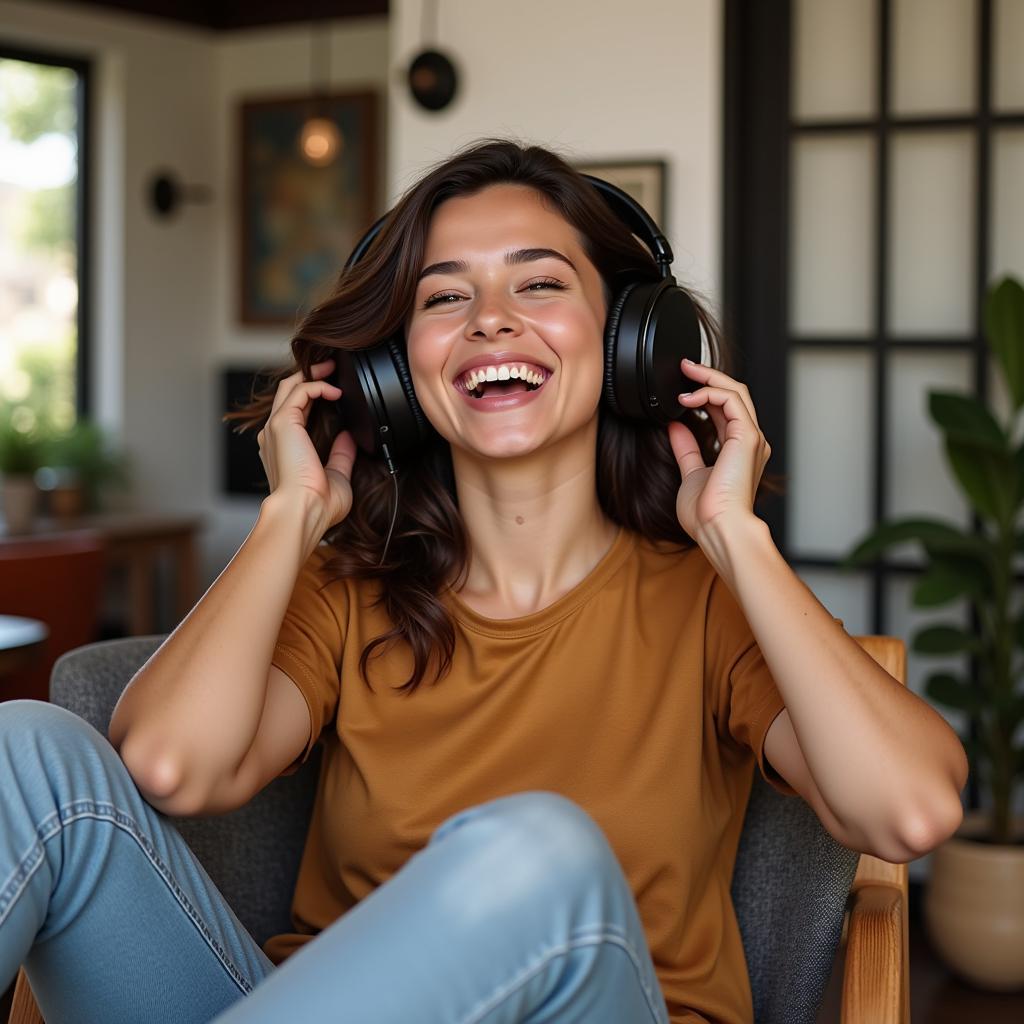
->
[222,367,273,497]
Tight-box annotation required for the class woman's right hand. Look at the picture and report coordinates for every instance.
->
[257,358,357,533]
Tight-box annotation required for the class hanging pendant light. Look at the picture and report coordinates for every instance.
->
[300,19,342,167]
[407,0,458,112]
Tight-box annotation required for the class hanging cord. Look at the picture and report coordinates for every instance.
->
[377,443,399,569]
[420,0,439,46]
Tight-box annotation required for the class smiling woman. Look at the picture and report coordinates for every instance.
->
[224,138,782,698]
[218,138,797,1024]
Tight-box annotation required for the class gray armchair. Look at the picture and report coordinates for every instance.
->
[9,635,910,1023]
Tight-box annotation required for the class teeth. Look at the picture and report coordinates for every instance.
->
[460,363,547,392]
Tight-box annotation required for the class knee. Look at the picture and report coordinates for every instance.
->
[0,699,109,760]
[489,791,614,871]
[435,790,619,896]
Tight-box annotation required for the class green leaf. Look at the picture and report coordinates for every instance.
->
[944,438,1016,523]
[1014,611,1024,651]
[913,552,990,606]
[1015,442,1024,507]
[924,671,983,713]
[928,392,1007,451]
[984,276,1024,412]
[841,517,977,568]
[912,624,982,655]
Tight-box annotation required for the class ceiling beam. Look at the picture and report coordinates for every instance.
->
[60,0,389,31]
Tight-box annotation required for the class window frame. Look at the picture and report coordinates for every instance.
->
[0,42,93,419]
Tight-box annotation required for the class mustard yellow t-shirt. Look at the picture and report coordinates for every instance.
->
[262,525,808,1023]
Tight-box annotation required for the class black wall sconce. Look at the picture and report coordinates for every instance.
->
[148,170,213,219]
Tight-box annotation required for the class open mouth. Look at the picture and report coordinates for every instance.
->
[455,373,549,400]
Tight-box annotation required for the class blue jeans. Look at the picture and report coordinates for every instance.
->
[0,700,671,1023]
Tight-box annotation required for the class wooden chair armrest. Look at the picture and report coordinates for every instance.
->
[7,967,43,1024]
[840,876,909,1023]
[838,636,911,1022]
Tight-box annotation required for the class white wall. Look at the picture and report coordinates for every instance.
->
[388,0,722,304]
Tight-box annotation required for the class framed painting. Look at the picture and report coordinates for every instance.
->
[238,90,379,325]
[573,157,668,229]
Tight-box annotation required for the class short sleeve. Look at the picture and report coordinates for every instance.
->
[704,572,801,798]
[270,544,347,777]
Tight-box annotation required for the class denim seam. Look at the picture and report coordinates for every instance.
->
[0,799,255,996]
[459,924,667,1024]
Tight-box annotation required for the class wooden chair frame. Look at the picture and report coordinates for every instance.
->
[7,636,910,1023]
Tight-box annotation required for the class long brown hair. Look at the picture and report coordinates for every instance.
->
[224,137,784,695]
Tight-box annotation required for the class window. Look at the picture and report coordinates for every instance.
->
[725,0,1024,825]
[0,46,91,437]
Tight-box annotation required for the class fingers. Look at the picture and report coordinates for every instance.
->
[324,429,357,481]
[257,376,342,450]
[270,358,338,418]
[679,360,759,428]
[678,383,771,459]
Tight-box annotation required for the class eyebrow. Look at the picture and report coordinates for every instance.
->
[417,247,578,283]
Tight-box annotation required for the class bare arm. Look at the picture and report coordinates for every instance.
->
[107,492,325,813]
[108,357,355,815]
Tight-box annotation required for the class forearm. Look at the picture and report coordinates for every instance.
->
[700,514,969,852]
[108,491,324,797]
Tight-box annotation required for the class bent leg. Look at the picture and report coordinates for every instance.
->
[214,790,669,1024]
[0,700,275,1024]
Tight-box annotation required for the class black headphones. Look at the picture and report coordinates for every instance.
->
[331,174,703,474]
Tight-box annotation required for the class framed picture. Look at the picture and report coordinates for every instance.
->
[573,158,668,229]
[238,90,379,325]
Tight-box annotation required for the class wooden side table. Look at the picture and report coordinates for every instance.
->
[0,512,203,636]
[0,615,49,683]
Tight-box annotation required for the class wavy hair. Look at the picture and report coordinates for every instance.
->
[224,137,784,695]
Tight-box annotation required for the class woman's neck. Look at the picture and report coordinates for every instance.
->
[449,446,620,618]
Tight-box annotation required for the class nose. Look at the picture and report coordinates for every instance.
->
[465,290,523,341]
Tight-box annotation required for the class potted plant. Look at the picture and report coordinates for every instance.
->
[37,418,133,516]
[841,275,1024,991]
[0,413,45,533]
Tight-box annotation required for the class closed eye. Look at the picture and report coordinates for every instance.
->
[421,278,567,309]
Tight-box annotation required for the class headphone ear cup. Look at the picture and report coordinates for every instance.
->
[602,282,637,419]
[603,278,703,424]
[386,336,431,441]
[335,337,433,461]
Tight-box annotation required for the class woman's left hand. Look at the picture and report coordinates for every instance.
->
[666,358,772,545]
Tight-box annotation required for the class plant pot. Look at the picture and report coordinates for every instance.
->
[35,466,84,522]
[0,474,39,534]
[923,808,1024,991]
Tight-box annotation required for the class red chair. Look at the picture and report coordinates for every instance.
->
[0,531,107,703]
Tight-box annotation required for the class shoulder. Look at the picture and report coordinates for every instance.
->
[631,531,716,588]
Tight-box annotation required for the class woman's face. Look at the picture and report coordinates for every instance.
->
[405,183,609,461]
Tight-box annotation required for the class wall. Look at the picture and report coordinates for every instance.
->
[388,0,722,305]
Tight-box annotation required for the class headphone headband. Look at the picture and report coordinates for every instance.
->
[343,173,673,278]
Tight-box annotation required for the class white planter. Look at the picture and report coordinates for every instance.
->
[924,809,1024,991]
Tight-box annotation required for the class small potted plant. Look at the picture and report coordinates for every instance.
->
[37,418,133,516]
[0,413,45,533]
[841,275,1024,990]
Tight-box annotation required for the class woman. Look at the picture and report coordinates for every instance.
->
[0,139,966,1024]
